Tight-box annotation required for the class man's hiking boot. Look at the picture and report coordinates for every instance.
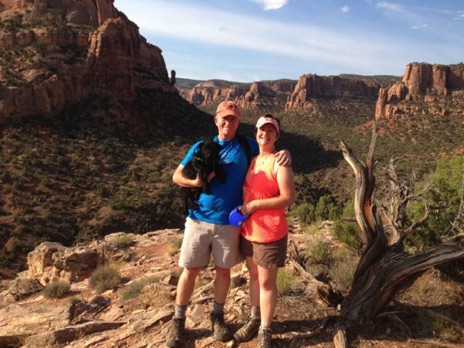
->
[257,326,272,348]
[233,316,260,342]
[210,311,232,341]
[166,317,185,348]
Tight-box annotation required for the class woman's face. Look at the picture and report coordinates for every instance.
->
[256,124,278,146]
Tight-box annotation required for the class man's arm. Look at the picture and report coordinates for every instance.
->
[275,149,292,167]
[172,164,202,188]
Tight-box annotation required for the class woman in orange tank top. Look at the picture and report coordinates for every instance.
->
[233,115,296,348]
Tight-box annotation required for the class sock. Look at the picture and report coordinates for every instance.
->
[251,306,261,319]
[212,301,225,314]
[174,304,188,318]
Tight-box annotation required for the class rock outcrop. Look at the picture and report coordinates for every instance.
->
[1,225,463,348]
[238,80,296,109]
[0,227,343,348]
[178,76,383,112]
[0,0,175,118]
[286,74,381,109]
[375,63,464,119]
[178,79,296,109]
[180,82,249,106]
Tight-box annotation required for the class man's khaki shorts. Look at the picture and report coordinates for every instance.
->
[240,234,288,268]
[179,217,242,269]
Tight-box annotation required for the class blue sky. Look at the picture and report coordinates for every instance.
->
[114,0,464,82]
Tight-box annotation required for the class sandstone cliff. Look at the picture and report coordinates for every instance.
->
[0,0,176,119]
[286,74,381,109]
[178,75,384,112]
[178,79,296,110]
[375,63,464,119]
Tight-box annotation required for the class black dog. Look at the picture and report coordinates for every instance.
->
[182,140,226,211]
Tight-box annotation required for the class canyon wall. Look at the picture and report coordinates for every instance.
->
[0,0,176,118]
[179,75,382,111]
[375,63,464,119]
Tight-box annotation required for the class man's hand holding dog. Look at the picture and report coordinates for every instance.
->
[173,165,203,188]
[188,172,215,188]
[173,164,217,188]
[191,175,203,188]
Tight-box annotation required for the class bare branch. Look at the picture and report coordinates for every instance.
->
[402,205,431,235]
[450,175,464,235]
[382,157,432,242]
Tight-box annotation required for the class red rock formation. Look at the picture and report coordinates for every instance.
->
[237,81,295,109]
[286,74,381,109]
[181,85,249,106]
[0,0,175,118]
[375,63,464,119]
[179,80,296,109]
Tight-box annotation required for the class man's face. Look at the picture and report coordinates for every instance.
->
[215,115,239,140]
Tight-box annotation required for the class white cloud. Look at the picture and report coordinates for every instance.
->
[341,5,350,13]
[412,24,428,30]
[251,0,288,11]
[376,2,413,19]
[377,2,398,10]
[119,1,409,73]
[123,3,349,59]
[115,0,464,78]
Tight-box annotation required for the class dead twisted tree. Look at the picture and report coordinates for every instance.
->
[334,129,464,348]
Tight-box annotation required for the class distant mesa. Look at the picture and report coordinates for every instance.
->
[375,63,464,119]
[177,63,464,122]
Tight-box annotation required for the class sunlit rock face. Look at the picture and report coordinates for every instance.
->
[375,63,464,120]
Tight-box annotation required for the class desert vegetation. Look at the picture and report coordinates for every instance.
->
[1,94,463,282]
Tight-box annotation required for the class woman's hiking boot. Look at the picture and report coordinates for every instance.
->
[166,317,186,348]
[257,326,272,348]
[233,316,260,342]
[210,311,232,341]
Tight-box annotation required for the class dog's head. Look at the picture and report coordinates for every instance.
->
[197,141,222,163]
[185,140,222,175]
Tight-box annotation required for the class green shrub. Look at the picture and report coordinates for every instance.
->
[168,238,183,256]
[405,155,464,250]
[307,239,331,263]
[139,283,173,308]
[110,235,135,250]
[333,220,363,252]
[120,275,160,301]
[276,268,295,297]
[315,195,342,221]
[417,311,462,343]
[329,252,358,292]
[88,265,121,294]
[293,202,316,225]
[43,280,71,298]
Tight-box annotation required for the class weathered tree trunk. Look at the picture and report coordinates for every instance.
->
[334,129,464,348]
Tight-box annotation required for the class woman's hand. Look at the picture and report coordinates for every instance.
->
[240,201,258,216]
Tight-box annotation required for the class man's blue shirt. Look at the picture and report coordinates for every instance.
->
[181,135,258,225]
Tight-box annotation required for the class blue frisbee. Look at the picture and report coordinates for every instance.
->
[229,207,250,227]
